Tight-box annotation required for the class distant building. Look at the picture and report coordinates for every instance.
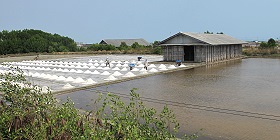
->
[160,32,247,63]
[76,42,92,48]
[243,41,259,48]
[99,39,150,47]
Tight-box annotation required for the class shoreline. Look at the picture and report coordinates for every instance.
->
[54,57,243,96]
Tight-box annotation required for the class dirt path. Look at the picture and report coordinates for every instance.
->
[0,54,93,63]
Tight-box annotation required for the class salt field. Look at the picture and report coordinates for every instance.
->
[0,55,192,93]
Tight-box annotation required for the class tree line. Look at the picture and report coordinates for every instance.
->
[0,29,78,55]
[260,38,278,48]
[84,41,162,54]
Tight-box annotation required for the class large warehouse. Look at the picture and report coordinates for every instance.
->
[160,32,246,63]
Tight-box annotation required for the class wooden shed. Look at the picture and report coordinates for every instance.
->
[160,32,246,63]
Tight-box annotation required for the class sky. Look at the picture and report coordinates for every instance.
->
[1,0,280,43]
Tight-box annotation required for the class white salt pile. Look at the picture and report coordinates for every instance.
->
[65,76,75,82]
[168,65,176,69]
[131,68,139,71]
[179,64,187,68]
[158,64,166,69]
[100,63,106,67]
[120,67,128,71]
[104,75,117,81]
[139,68,147,72]
[122,64,128,67]
[112,67,120,71]
[101,71,111,75]
[112,71,123,76]
[149,64,156,68]
[75,69,84,73]
[75,65,83,69]
[99,60,104,63]
[159,67,168,71]
[68,65,75,68]
[83,78,97,85]
[123,72,136,77]
[96,66,103,70]
[116,63,122,67]
[62,83,75,89]
[49,75,59,80]
[94,63,99,66]
[92,70,100,74]
[136,64,144,68]
[69,69,77,73]
[45,67,51,71]
[62,69,70,72]
[149,68,158,72]
[33,72,40,77]
[39,73,47,78]
[73,77,85,83]
[57,76,66,81]
[103,67,111,70]
[84,70,92,74]
[45,74,52,79]
[94,60,98,63]
[140,71,148,74]
[89,66,96,69]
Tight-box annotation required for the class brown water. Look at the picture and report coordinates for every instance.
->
[57,58,280,140]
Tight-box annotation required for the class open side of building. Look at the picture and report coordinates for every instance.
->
[160,32,247,63]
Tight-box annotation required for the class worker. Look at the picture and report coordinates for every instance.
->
[105,57,110,67]
[34,54,39,60]
[144,59,148,70]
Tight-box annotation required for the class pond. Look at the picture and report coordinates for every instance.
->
[57,58,280,140]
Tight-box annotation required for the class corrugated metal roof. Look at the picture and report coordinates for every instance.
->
[161,32,247,45]
[100,39,150,47]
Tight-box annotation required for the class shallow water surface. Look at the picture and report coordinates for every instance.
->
[57,58,280,140]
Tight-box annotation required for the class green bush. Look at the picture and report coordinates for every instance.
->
[152,46,163,54]
[0,66,197,139]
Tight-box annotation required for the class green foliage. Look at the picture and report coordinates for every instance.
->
[152,46,163,54]
[0,66,197,139]
[260,38,277,48]
[94,89,179,139]
[204,30,213,34]
[268,38,277,47]
[87,44,116,51]
[0,29,78,55]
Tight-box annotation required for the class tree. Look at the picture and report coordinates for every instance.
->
[131,42,141,49]
[268,38,277,47]
[120,42,128,47]
[204,30,213,34]
[0,29,78,54]
[260,38,277,48]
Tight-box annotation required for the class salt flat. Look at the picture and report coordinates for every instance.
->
[0,54,190,93]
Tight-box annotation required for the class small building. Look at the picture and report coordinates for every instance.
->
[99,39,150,47]
[242,41,259,48]
[160,32,247,63]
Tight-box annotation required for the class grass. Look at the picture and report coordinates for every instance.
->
[242,47,280,57]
